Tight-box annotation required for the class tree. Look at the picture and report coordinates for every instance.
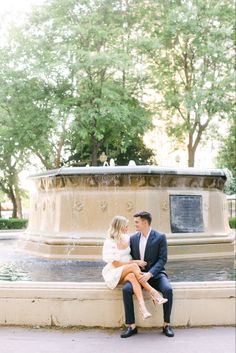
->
[0,0,155,215]
[140,0,234,166]
[10,0,153,166]
[0,129,26,218]
[217,117,236,194]
[217,118,236,176]
[0,46,53,216]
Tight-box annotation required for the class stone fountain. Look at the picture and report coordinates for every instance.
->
[1,165,234,329]
[18,165,235,260]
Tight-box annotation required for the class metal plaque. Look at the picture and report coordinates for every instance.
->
[170,195,204,233]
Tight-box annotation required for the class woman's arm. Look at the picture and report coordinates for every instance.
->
[112,259,146,268]
[103,239,146,268]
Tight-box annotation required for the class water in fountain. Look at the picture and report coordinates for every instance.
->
[0,262,31,281]
[0,237,234,282]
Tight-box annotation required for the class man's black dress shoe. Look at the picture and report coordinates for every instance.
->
[120,326,138,338]
[163,325,174,337]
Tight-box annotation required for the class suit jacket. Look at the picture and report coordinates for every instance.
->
[130,229,168,279]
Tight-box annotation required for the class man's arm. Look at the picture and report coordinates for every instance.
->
[149,234,167,277]
[139,234,167,283]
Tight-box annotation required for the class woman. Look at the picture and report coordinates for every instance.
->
[102,215,167,320]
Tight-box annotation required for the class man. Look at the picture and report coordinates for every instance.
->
[121,211,174,338]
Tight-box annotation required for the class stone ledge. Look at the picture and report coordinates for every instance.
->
[0,281,234,327]
[17,234,235,261]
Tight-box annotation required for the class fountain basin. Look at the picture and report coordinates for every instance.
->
[19,166,234,260]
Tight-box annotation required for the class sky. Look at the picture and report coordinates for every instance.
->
[0,0,44,14]
[0,0,46,35]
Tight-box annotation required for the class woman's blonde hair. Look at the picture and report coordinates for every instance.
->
[108,215,129,242]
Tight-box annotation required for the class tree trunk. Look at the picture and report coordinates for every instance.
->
[15,187,23,218]
[12,171,23,218]
[188,145,195,167]
[8,186,17,218]
[187,121,208,167]
[54,135,65,168]
[187,131,194,167]
[91,134,98,166]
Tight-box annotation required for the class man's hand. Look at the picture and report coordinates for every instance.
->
[138,272,153,284]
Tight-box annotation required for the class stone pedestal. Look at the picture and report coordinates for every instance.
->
[18,166,235,259]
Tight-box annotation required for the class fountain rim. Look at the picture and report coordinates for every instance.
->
[28,165,227,179]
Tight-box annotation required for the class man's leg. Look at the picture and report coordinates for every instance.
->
[121,281,137,338]
[149,275,174,337]
[122,281,135,325]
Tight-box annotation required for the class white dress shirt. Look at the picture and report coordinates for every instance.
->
[139,228,151,260]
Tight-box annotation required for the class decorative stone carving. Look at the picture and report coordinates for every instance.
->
[190,178,199,188]
[126,201,134,212]
[160,176,172,187]
[161,201,168,211]
[169,177,178,187]
[74,201,84,212]
[65,176,77,188]
[88,176,97,187]
[113,176,121,187]
[100,201,108,212]
[33,173,226,191]
[138,177,147,187]
[149,176,160,187]
[218,178,225,191]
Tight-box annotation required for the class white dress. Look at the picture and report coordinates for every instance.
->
[102,237,132,289]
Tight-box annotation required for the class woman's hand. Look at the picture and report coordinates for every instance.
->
[134,260,147,268]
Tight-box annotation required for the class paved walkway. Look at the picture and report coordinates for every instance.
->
[0,326,235,353]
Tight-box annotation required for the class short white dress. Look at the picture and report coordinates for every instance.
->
[102,237,132,289]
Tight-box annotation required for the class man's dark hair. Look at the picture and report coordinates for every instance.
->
[133,211,152,225]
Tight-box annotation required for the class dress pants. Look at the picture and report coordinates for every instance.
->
[122,274,173,324]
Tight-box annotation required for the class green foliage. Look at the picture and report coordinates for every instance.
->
[217,118,236,175]
[0,0,234,178]
[140,0,235,166]
[0,218,28,230]
[229,217,236,229]
[1,0,153,167]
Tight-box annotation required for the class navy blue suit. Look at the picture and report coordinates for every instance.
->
[122,229,173,324]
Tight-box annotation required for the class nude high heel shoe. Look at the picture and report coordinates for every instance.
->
[138,302,152,320]
[150,290,168,305]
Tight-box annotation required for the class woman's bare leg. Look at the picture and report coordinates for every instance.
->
[120,273,151,319]
[119,263,163,298]
[119,263,168,305]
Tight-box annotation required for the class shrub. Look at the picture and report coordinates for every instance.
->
[229,217,236,229]
[0,218,28,230]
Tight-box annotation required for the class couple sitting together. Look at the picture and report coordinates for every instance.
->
[102,211,174,338]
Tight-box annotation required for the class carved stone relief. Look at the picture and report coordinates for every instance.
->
[34,173,226,191]
[100,201,108,212]
[161,201,168,211]
[126,201,134,212]
[73,200,84,212]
